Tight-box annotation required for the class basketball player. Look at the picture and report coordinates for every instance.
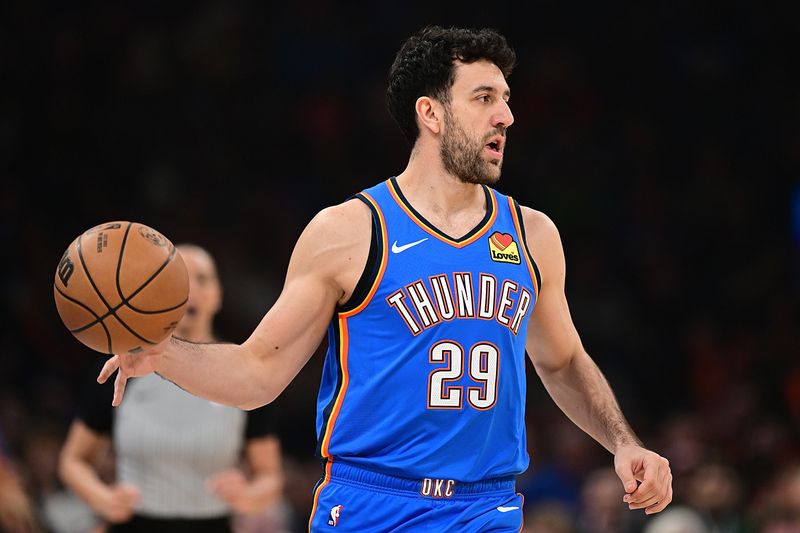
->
[61,245,285,532]
[97,27,672,531]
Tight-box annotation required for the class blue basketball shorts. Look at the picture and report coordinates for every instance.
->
[308,461,524,532]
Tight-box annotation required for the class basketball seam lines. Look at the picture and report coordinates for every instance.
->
[68,296,189,334]
[109,226,182,343]
[126,297,188,314]
[116,239,179,311]
[98,221,162,347]
[76,233,114,312]
[55,282,114,354]
[71,231,186,331]
[74,223,165,351]
[113,222,133,307]
[76,234,115,352]
[112,317,159,347]
[54,283,101,320]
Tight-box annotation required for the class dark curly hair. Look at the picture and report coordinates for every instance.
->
[387,26,516,146]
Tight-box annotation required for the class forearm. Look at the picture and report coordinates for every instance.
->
[58,455,111,512]
[158,338,274,409]
[536,349,641,454]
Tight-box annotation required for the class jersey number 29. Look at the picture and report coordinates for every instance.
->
[427,340,498,410]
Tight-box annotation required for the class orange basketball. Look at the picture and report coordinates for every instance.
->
[53,221,189,355]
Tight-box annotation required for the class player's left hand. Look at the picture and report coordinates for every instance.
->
[207,469,261,515]
[613,444,672,514]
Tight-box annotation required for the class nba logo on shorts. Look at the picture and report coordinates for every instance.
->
[328,505,343,527]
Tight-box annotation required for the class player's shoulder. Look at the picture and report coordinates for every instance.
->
[291,197,373,298]
[292,197,372,272]
[312,196,372,227]
[513,205,565,280]
[303,197,372,244]
[516,204,560,243]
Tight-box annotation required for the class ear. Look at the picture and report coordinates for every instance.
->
[415,96,443,135]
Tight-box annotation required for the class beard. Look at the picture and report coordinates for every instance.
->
[440,108,504,185]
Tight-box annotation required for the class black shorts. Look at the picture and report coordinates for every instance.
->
[109,515,231,533]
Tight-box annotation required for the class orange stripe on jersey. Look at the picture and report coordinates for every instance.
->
[387,179,497,248]
[312,194,385,510]
[307,460,334,532]
[508,197,540,298]
[341,191,388,318]
[319,316,350,458]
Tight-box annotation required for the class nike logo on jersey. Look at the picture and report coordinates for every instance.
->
[496,506,519,512]
[391,238,428,253]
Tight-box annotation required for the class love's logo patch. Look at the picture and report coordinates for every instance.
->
[488,232,521,264]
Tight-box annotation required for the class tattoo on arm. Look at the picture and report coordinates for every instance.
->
[154,371,189,392]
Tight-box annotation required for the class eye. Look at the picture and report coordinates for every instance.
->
[477,94,491,103]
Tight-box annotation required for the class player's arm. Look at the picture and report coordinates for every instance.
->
[522,208,638,451]
[98,199,372,409]
[520,206,672,515]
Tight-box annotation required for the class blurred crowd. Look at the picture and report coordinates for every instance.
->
[1,1,798,532]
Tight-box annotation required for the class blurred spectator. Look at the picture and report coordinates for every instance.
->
[685,462,745,532]
[656,415,707,498]
[22,424,62,508]
[0,456,39,533]
[754,466,800,532]
[20,423,98,533]
[522,501,575,533]
[575,468,641,533]
[642,507,709,533]
[519,417,601,510]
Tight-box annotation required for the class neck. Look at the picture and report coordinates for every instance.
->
[395,145,485,216]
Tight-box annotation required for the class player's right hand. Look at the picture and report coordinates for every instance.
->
[94,483,140,523]
[97,336,171,406]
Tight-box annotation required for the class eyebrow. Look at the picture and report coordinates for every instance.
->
[472,85,511,99]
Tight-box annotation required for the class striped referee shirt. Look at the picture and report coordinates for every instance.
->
[78,369,273,518]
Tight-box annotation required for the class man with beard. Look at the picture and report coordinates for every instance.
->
[96,26,672,531]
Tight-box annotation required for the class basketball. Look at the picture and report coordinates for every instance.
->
[53,221,189,355]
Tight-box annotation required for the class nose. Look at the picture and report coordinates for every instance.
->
[492,100,514,129]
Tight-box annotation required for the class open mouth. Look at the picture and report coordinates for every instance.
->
[485,136,504,157]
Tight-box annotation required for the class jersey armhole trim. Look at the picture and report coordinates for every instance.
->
[337,192,388,316]
[509,197,542,297]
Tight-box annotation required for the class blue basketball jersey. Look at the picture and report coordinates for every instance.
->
[315,178,541,483]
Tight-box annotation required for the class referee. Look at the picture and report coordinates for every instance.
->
[59,245,285,532]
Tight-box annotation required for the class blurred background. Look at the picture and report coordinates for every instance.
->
[1,1,799,532]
